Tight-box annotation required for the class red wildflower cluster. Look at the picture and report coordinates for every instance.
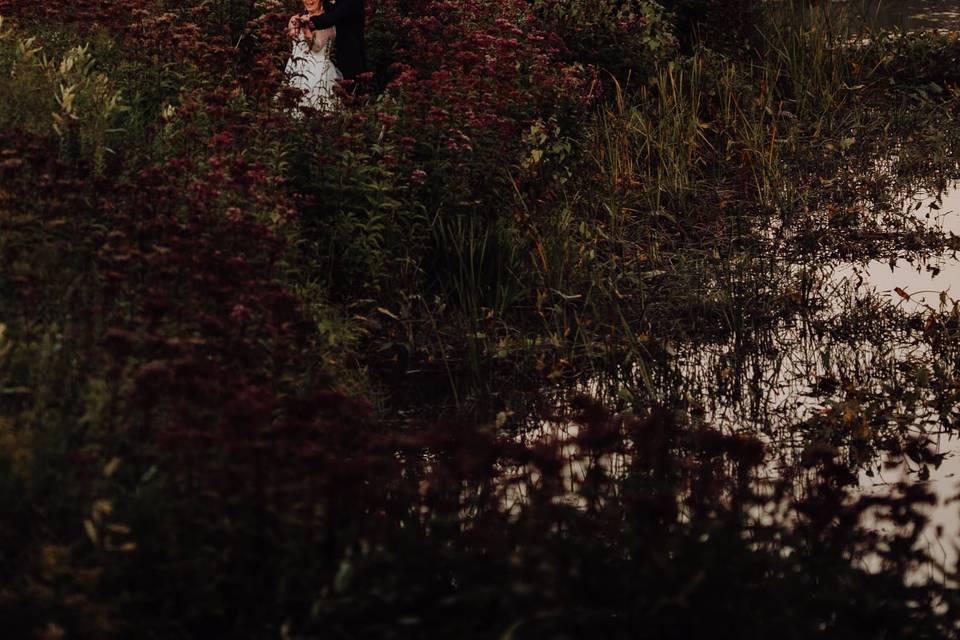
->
[382,0,598,188]
[390,2,594,126]
[0,0,294,100]
[3,2,959,637]
[0,0,604,475]
[280,0,603,296]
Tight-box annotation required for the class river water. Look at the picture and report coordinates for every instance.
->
[520,180,960,578]
[839,184,960,576]
[681,0,960,578]
[816,0,960,574]
[492,1,960,583]
[869,0,960,31]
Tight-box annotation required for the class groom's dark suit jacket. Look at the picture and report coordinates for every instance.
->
[309,0,366,80]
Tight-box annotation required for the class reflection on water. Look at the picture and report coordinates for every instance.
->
[868,0,960,32]
[669,183,960,445]
[517,177,960,577]
[839,184,960,573]
[676,180,960,574]
[509,0,960,569]
[837,183,960,308]
[821,0,960,569]
[862,430,960,580]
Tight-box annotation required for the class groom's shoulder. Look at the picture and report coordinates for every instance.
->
[327,0,364,13]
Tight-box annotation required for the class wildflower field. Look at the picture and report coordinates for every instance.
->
[3,0,960,637]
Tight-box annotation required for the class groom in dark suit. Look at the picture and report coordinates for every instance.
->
[306,0,366,82]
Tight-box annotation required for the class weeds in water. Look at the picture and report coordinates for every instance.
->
[3,0,960,636]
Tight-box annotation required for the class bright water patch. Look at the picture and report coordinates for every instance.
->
[836,183,960,577]
[835,183,960,308]
[868,0,960,32]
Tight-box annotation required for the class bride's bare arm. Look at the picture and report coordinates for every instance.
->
[287,14,301,39]
[297,16,335,52]
[311,26,336,51]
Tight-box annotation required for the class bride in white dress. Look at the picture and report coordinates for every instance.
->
[285,0,342,111]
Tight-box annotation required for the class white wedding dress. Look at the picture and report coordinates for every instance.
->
[285,26,342,111]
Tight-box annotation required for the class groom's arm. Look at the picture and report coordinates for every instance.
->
[307,0,362,29]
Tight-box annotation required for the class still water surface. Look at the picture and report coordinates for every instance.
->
[691,0,960,571]
[869,0,960,31]
[511,0,960,579]
[692,179,960,575]
[837,184,960,576]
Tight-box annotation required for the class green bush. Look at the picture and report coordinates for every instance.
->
[0,20,127,174]
[533,0,677,87]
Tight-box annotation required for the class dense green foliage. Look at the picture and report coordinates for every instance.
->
[2,0,960,637]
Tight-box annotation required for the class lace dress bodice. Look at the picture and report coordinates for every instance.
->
[296,26,336,59]
[285,25,342,111]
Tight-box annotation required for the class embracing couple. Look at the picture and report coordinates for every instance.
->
[285,0,365,111]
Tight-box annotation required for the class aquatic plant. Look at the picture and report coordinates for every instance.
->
[2,1,960,637]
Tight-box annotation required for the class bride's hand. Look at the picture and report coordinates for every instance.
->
[287,14,300,39]
[301,20,314,41]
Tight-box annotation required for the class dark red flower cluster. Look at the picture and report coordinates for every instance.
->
[380,0,598,192]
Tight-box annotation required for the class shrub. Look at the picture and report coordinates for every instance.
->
[532,0,678,88]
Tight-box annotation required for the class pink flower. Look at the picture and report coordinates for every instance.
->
[230,304,252,322]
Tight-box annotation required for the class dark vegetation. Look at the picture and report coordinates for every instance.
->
[2,0,960,636]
